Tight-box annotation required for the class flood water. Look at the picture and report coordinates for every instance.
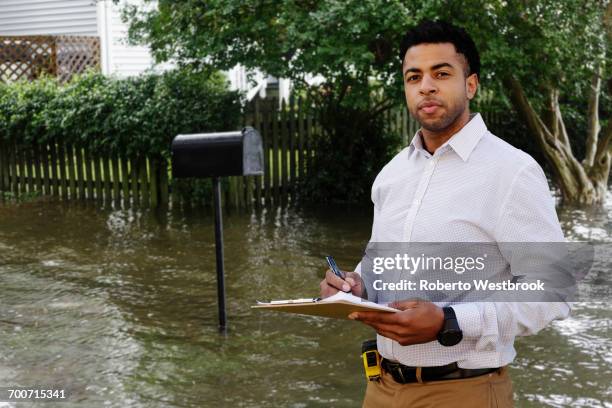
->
[0,193,610,407]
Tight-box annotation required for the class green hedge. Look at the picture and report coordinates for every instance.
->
[300,103,403,204]
[0,69,242,158]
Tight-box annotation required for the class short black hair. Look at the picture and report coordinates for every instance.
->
[399,20,480,78]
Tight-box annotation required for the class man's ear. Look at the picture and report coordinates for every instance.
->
[466,73,479,100]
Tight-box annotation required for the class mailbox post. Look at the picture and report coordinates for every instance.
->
[171,127,264,331]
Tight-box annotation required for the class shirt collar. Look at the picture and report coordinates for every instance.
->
[408,113,487,162]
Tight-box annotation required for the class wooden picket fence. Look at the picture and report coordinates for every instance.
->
[0,96,325,208]
[0,97,500,209]
[241,96,319,207]
[0,141,169,207]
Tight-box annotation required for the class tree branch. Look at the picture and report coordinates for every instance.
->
[502,76,556,153]
[335,77,350,107]
[550,87,572,150]
[594,111,611,164]
[544,87,559,139]
[584,64,602,168]
[591,2,611,166]
[593,76,611,165]
[502,75,593,198]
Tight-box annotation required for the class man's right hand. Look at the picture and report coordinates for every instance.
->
[319,269,364,298]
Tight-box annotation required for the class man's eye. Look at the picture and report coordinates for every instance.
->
[406,75,420,82]
[436,72,450,78]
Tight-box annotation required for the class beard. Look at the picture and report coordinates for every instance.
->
[412,100,466,133]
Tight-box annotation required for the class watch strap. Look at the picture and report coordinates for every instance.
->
[443,306,457,321]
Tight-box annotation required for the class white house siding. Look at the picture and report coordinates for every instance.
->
[97,0,166,77]
[0,0,164,77]
[0,0,289,97]
[0,0,98,36]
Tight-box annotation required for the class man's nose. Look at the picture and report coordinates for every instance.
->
[419,74,437,95]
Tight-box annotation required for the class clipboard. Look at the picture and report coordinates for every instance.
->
[252,291,397,320]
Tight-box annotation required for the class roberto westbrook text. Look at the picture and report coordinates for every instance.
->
[372,279,546,291]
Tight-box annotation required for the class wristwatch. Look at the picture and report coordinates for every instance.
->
[437,307,463,347]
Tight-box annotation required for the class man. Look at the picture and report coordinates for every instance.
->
[319,20,569,407]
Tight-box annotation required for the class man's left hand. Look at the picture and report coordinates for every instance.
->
[348,300,445,346]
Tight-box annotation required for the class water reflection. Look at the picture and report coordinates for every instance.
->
[0,193,610,407]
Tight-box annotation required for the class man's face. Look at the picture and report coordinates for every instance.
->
[402,43,478,133]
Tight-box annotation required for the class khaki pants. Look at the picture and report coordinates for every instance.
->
[363,366,513,408]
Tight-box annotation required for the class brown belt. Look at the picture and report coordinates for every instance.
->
[381,359,500,384]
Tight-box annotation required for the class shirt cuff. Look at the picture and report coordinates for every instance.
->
[451,303,482,338]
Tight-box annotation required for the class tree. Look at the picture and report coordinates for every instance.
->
[120,0,610,205]
[457,0,611,205]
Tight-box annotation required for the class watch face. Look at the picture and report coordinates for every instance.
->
[439,329,463,347]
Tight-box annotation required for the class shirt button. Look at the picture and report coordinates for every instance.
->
[413,199,420,206]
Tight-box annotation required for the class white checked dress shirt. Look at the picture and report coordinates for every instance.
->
[357,113,570,369]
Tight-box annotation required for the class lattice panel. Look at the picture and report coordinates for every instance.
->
[56,36,100,82]
[0,36,56,82]
[0,36,100,83]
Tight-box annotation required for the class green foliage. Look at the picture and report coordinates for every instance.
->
[0,76,58,145]
[120,0,609,202]
[122,0,413,106]
[2,190,41,204]
[419,0,609,113]
[0,69,242,157]
[172,178,213,205]
[301,103,403,203]
[123,0,608,110]
[0,69,242,204]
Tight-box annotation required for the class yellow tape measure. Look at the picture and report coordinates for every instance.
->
[361,339,382,381]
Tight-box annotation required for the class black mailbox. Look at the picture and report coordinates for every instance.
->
[169,126,264,332]
[171,126,263,178]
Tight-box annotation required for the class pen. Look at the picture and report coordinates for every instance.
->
[326,255,347,280]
